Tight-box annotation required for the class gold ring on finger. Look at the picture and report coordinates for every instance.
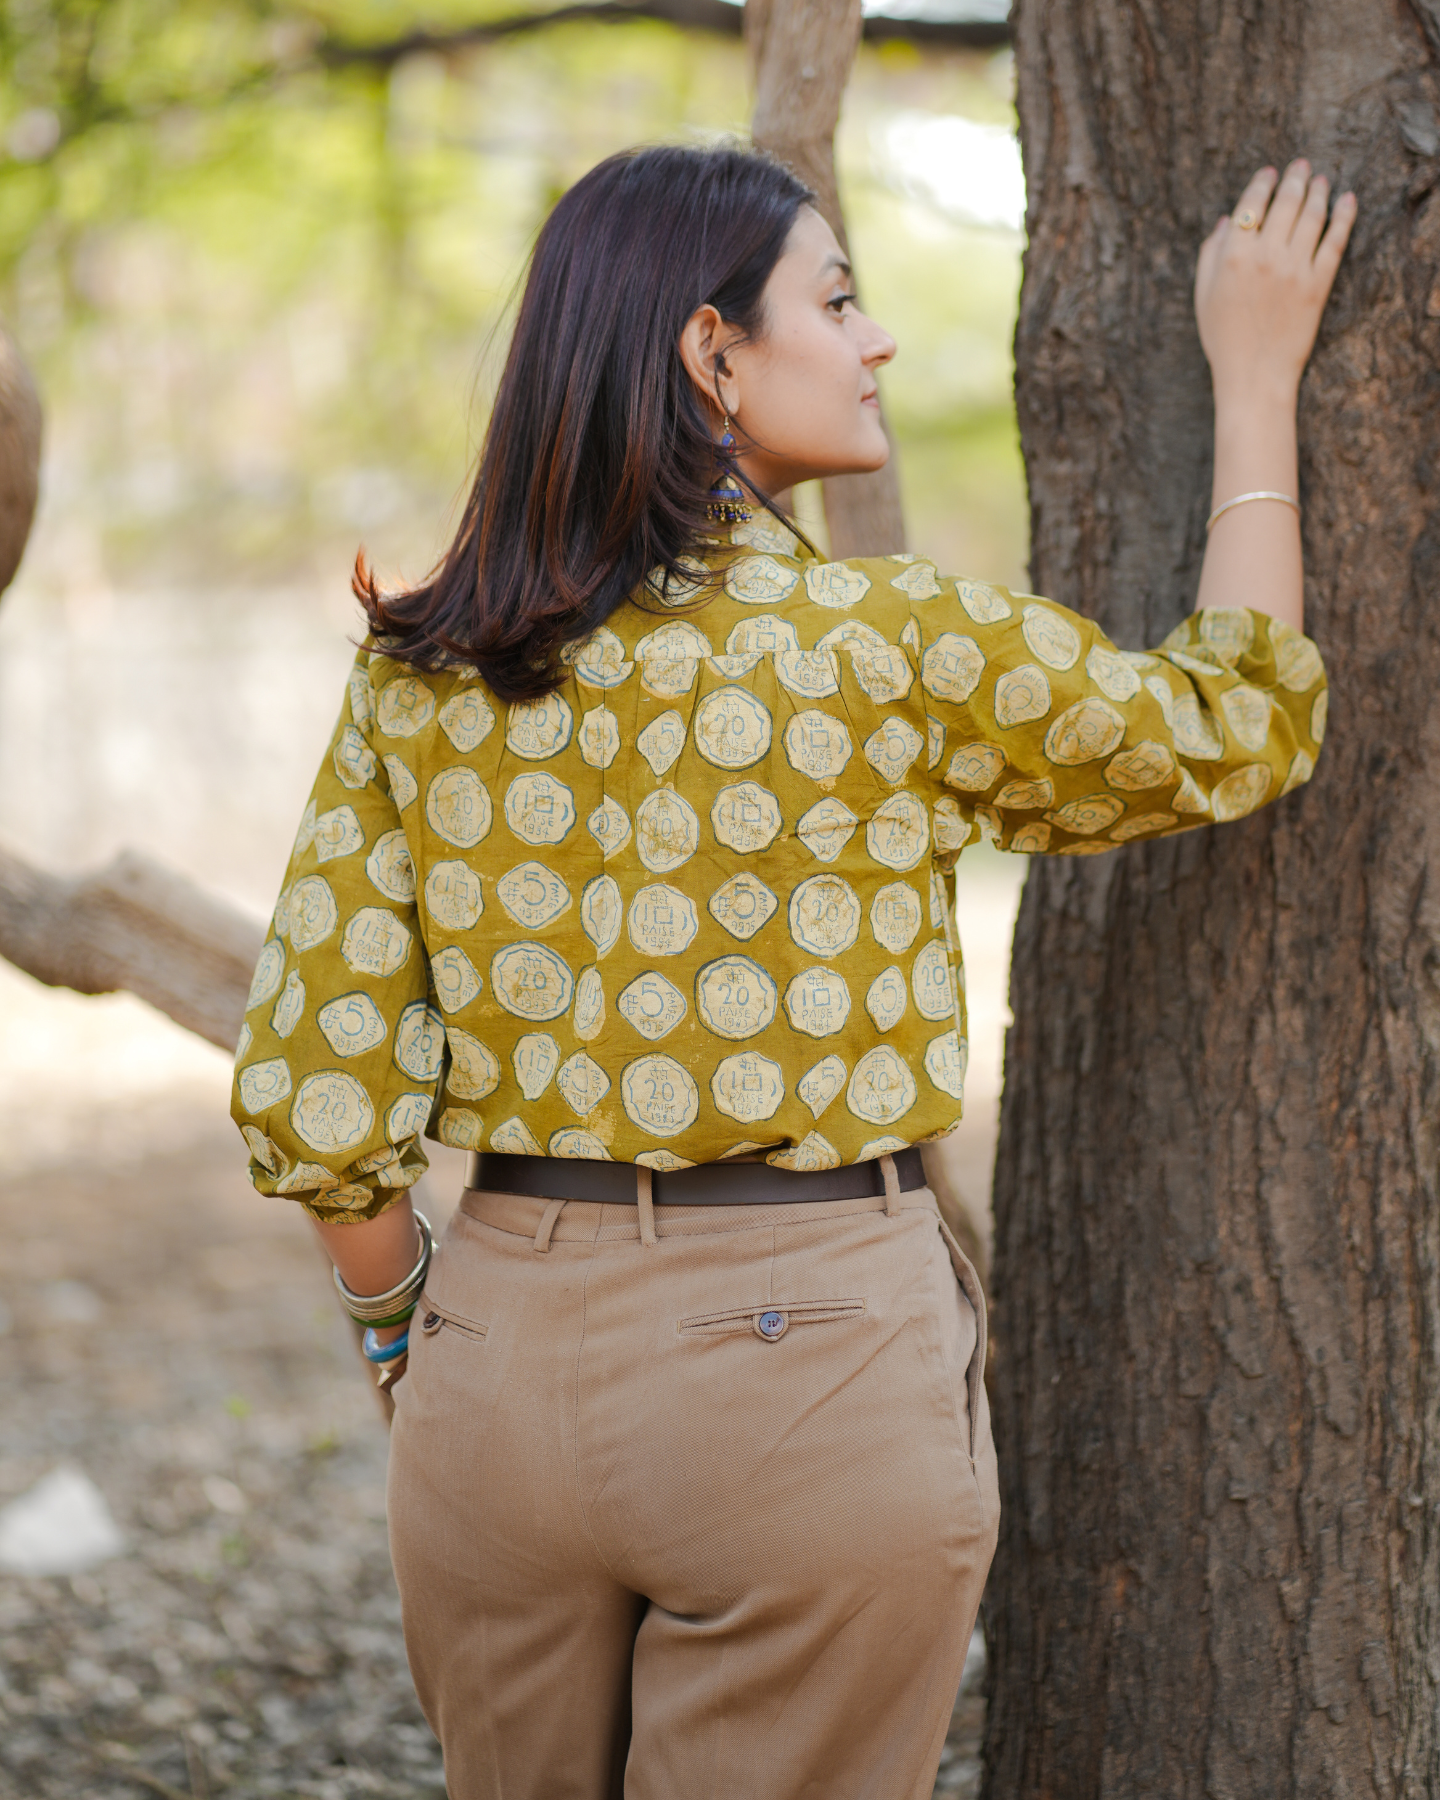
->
[1235,207,1260,231]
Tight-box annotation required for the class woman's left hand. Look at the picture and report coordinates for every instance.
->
[1195,159,1356,407]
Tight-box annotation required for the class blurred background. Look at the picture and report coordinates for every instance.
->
[0,4,1026,1795]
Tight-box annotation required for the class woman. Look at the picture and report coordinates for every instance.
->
[232,144,1350,1797]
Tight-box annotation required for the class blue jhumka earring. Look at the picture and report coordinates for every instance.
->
[707,415,752,524]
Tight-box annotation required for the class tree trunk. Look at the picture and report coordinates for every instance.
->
[988,6,1440,1796]
[746,0,907,556]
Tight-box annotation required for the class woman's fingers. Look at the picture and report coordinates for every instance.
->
[1231,165,1278,234]
[1314,190,1358,280]
[1290,172,1330,257]
[1262,158,1311,241]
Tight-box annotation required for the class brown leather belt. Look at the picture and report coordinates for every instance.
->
[463,1147,927,1207]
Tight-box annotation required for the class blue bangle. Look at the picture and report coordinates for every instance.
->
[363,1327,410,1364]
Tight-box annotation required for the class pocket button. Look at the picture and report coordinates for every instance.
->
[421,1312,441,1334]
[755,1310,788,1341]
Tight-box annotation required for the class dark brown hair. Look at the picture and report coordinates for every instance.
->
[355,143,813,698]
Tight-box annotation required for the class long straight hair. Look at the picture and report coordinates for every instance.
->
[355,143,813,698]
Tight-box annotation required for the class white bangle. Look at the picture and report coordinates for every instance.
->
[1206,490,1300,533]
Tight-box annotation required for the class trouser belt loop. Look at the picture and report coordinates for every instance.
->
[636,1165,658,1246]
[880,1154,902,1218]
[533,1198,566,1253]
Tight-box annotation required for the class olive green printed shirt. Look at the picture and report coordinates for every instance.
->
[231,513,1328,1221]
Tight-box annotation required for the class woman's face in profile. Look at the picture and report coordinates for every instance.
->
[681,204,897,494]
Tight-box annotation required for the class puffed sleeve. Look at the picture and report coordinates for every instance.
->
[230,651,440,1223]
[907,576,1327,856]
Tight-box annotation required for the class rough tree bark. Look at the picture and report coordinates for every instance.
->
[987,5,1440,1797]
[745,0,907,556]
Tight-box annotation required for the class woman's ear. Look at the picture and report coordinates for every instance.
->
[678,302,737,420]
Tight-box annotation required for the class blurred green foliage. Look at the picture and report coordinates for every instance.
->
[0,0,1027,595]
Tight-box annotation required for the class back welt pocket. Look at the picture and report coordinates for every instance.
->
[677,1299,865,1342]
[418,1296,488,1343]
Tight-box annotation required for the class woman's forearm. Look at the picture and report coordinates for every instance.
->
[312,1196,421,1344]
[1194,386,1304,632]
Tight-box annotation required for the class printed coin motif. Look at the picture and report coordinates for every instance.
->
[505,692,574,760]
[784,710,853,781]
[1171,693,1224,760]
[382,755,418,810]
[568,625,634,689]
[573,967,605,1041]
[289,876,339,952]
[775,649,840,698]
[587,797,632,860]
[911,939,955,1021]
[927,715,947,773]
[1281,751,1314,797]
[271,970,305,1039]
[491,943,575,1023]
[438,1109,484,1150]
[1111,814,1172,842]
[317,993,387,1058]
[994,777,1052,811]
[635,1149,696,1170]
[1169,649,1223,678]
[695,954,779,1040]
[1085,644,1142,702]
[1021,604,1082,671]
[955,579,1013,623]
[708,872,778,941]
[385,1091,433,1143]
[496,861,571,931]
[902,617,922,656]
[238,1057,292,1114]
[1173,770,1210,814]
[627,884,699,957]
[431,945,481,1013]
[424,860,483,932]
[636,711,686,777]
[848,642,914,704]
[930,869,950,933]
[376,675,435,738]
[1198,607,1256,666]
[641,655,698,701]
[393,1001,447,1081]
[365,829,415,903]
[273,885,292,939]
[490,1117,543,1156]
[513,1033,561,1100]
[1105,741,1175,790]
[580,874,623,957]
[846,1045,918,1125]
[768,1132,841,1171]
[292,1070,374,1152]
[797,797,859,863]
[725,554,799,605]
[635,790,699,872]
[617,972,687,1041]
[924,1030,969,1098]
[1047,794,1124,836]
[866,966,908,1032]
[1043,697,1126,766]
[805,562,871,610]
[727,615,799,654]
[1220,684,1272,753]
[645,557,711,608]
[621,1054,701,1137]
[1011,823,1052,853]
[994,665,1052,729]
[293,800,317,859]
[945,743,1006,792]
[247,940,286,1011]
[557,1050,611,1116]
[1274,628,1324,693]
[694,688,772,769]
[709,652,763,680]
[578,706,621,769]
[870,881,923,953]
[711,1052,785,1123]
[341,906,412,979]
[784,967,852,1038]
[241,1125,284,1176]
[866,792,929,872]
[864,718,923,784]
[334,724,377,790]
[934,798,968,857]
[922,634,985,704]
[636,620,711,661]
[732,515,799,556]
[1144,674,1176,727]
[549,1128,612,1160]
[504,772,576,846]
[796,1054,846,1120]
[858,1136,909,1162]
[315,805,364,863]
[816,621,884,654]
[1211,763,1272,822]
[426,768,492,849]
[436,687,495,753]
[348,665,375,732]
[889,560,942,600]
[788,874,861,958]
[711,782,782,854]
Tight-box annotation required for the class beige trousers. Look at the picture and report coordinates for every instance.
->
[387,1176,999,1800]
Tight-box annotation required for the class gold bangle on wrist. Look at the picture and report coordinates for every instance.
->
[1206,491,1300,533]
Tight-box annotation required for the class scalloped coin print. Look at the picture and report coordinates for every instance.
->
[621,1055,701,1136]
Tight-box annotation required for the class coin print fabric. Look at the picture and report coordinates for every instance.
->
[232,520,1328,1218]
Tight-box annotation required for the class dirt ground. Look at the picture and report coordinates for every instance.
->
[1,1097,986,1800]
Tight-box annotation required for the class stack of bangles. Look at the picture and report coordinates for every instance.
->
[333,1211,433,1384]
